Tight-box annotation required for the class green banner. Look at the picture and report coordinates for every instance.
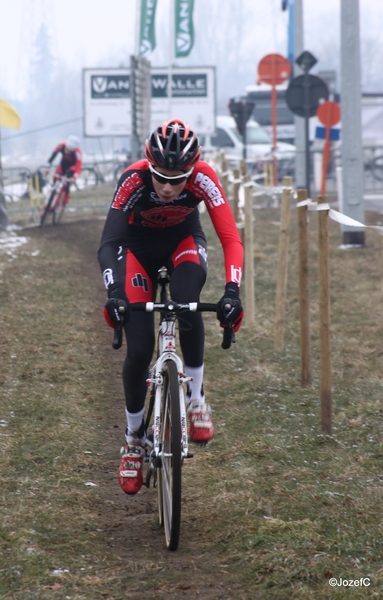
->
[139,0,158,56]
[175,0,195,58]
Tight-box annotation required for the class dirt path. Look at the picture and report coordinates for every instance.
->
[22,215,254,600]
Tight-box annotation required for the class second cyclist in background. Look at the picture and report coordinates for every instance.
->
[44,135,82,207]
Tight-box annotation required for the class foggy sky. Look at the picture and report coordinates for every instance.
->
[1,0,382,100]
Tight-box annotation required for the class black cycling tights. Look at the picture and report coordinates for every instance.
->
[122,262,206,414]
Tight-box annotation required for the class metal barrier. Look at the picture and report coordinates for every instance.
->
[2,166,32,203]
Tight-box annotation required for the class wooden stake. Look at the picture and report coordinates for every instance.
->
[274,177,292,351]
[297,189,311,385]
[221,155,229,198]
[243,174,255,324]
[232,167,240,223]
[317,194,332,435]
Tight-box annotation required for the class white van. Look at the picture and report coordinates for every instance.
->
[199,115,295,162]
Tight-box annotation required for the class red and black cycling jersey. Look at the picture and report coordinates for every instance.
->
[47,142,82,179]
[98,158,243,288]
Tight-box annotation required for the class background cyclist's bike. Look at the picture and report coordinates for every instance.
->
[113,267,234,551]
[39,176,71,227]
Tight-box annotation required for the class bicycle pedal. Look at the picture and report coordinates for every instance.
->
[185,452,194,459]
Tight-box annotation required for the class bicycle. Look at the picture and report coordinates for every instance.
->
[39,176,71,227]
[75,166,102,189]
[112,266,234,551]
[74,153,132,189]
[113,153,132,182]
[371,155,383,181]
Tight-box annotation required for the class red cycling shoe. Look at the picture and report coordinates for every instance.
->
[118,443,145,495]
[187,401,214,444]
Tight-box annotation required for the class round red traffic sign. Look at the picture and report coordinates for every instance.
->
[316,101,341,127]
[258,54,291,86]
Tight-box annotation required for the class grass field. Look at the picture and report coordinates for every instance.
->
[1,191,383,599]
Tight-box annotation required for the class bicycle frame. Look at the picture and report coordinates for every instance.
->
[147,313,190,463]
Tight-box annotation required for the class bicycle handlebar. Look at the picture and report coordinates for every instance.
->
[130,300,235,350]
[130,301,217,313]
[111,300,236,350]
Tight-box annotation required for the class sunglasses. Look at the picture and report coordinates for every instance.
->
[149,163,193,186]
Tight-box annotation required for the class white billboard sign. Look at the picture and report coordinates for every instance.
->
[83,69,131,137]
[83,66,215,137]
[150,66,216,134]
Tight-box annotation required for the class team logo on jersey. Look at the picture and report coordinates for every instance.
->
[141,205,194,228]
[149,192,164,204]
[198,245,208,266]
[103,268,114,288]
[132,273,149,292]
[149,191,188,204]
[112,173,144,210]
[193,172,225,207]
[231,266,242,286]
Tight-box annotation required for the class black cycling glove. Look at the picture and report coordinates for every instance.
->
[217,282,244,332]
[104,285,130,327]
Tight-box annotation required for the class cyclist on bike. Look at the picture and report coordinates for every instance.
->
[44,135,82,206]
[98,119,244,495]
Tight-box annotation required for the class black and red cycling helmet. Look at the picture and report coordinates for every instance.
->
[145,119,201,171]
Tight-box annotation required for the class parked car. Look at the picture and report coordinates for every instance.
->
[199,115,295,172]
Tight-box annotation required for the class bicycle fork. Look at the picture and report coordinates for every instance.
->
[145,320,193,488]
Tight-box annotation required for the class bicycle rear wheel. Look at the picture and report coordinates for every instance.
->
[158,359,182,551]
[114,163,129,182]
[371,155,383,181]
[77,167,99,189]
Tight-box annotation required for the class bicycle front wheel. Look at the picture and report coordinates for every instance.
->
[158,359,182,551]
[52,188,66,225]
[39,190,56,227]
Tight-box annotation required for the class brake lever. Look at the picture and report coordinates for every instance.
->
[221,302,236,350]
[112,305,126,350]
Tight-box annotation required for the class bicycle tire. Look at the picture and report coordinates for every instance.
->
[39,189,56,227]
[52,187,67,225]
[371,155,383,182]
[158,359,182,551]
[114,163,129,183]
[78,167,99,189]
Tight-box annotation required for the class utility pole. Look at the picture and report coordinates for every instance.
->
[340,0,365,245]
[293,0,306,190]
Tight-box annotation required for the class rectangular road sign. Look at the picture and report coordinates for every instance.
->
[315,126,341,141]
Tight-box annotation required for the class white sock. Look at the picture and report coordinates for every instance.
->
[125,407,145,440]
[184,365,204,405]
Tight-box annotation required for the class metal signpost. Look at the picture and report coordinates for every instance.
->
[316,101,341,195]
[257,53,291,184]
[228,98,255,159]
[130,55,151,162]
[285,51,329,197]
